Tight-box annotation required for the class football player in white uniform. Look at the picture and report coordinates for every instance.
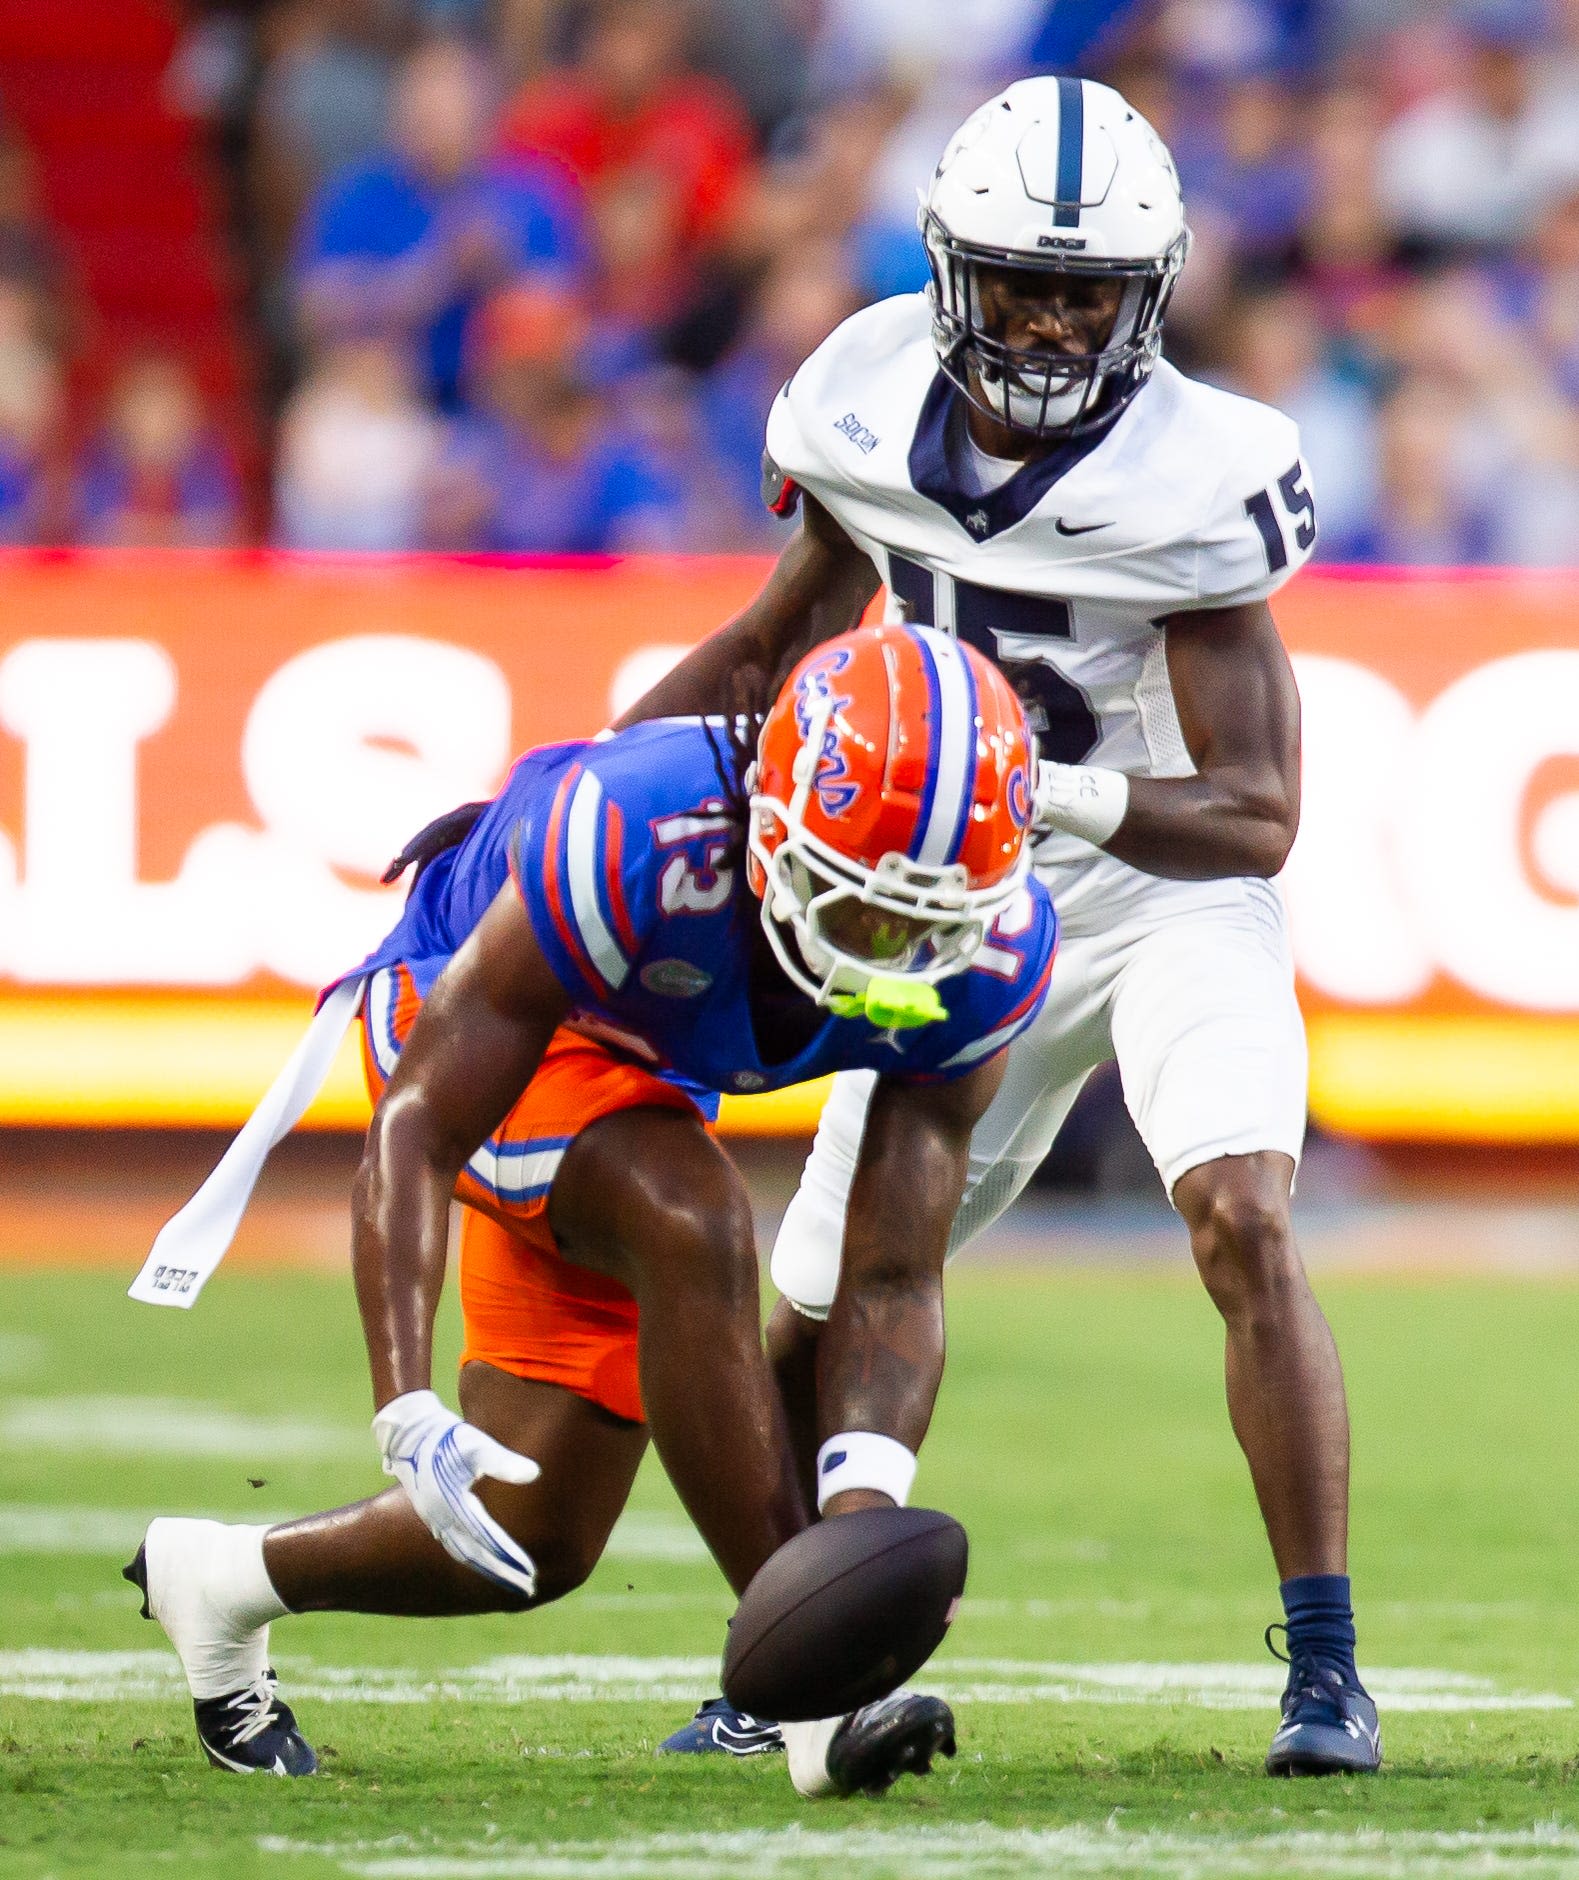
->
[635,75,1378,1777]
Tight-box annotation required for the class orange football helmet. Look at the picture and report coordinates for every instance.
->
[747,622,1034,1009]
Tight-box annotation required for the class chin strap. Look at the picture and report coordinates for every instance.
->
[825,974,949,1029]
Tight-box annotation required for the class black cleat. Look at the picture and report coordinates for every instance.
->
[1264,1627,1382,1776]
[658,1697,784,1756]
[193,1673,318,1777]
[122,1543,152,1619]
[825,1691,956,1796]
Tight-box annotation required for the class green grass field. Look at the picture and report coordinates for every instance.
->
[4,1260,1579,1878]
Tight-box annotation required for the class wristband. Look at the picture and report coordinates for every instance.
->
[1033,761,1130,846]
[816,1431,918,1513]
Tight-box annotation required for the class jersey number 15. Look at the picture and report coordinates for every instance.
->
[1243,461,1317,574]
[888,551,1100,766]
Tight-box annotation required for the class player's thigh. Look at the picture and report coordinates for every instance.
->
[456,1029,729,1422]
[961,930,1115,1170]
[941,943,1115,1253]
[1107,880,1308,1200]
[550,1103,757,1302]
[459,1359,649,1598]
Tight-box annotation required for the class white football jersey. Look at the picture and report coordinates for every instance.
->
[765,293,1316,915]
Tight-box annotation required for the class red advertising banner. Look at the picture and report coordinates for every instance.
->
[1273,569,1579,1141]
[0,552,1575,1139]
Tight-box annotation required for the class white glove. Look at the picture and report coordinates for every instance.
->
[372,1388,541,1598]
[1033,760,1129,846]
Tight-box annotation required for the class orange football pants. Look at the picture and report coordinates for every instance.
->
[361,965,705,1425]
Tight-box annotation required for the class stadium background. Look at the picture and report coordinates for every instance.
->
[2,0,1577,1174]
[3,4,1579,1875]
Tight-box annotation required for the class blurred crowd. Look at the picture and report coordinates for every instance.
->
[2,0,1578,561]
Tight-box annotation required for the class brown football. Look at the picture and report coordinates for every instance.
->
[721,1507,968,1723]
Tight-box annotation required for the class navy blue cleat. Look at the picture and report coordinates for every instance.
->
[1264,1626,1382,1776]
[658,1697,784,1757]
[192,1674,319,1777]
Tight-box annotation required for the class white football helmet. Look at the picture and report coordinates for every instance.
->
[920,75,1190,438]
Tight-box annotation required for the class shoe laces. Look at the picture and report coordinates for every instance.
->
[850,1689,915,1728]
[1264,1624,1351,1723]
[226,1670,282,1746]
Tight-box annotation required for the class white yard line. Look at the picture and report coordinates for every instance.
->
[929,1660,1573,1713]
[0,1504,294,1555]
[3,1650,1568,1713]
[960,1597,1150,1619]
[256,1825,1579,1879]
[601,1513,707,1561]
[0,1396,360,1457]
[0,1500,704,1561]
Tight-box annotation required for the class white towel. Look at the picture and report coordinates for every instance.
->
[127,975,366,1309]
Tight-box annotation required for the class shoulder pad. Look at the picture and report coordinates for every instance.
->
[1181,387,1315,608]
[765,297,932,495]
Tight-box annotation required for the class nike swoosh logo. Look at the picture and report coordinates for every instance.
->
[713,1722,782,1752]
[1054,518,1113,536]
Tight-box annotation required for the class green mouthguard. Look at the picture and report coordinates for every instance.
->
[827,975,949,1029]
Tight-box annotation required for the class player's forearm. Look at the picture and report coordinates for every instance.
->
[816,1122,966,1457]
[1091,600,1301,879]
[1103,770,1298,879]
[1036,758,1297,880]
[348,895,566,1407]
[613,612,778,727]
[817,1260,945,1457]
[351,1093,466,1408]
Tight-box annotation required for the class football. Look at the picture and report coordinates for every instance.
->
[721,1506,969,1723]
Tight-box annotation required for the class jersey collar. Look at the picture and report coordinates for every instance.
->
[907,373,1125,542]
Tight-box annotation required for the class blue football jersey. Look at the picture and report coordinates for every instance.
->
[352,719,1057,1103]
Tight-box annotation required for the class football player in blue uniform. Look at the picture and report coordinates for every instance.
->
[125,623,1056,1798]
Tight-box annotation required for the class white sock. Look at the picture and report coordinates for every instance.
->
[144,1518,289,1700]
[783,1714,844,1798]
[220,1523,291,1631]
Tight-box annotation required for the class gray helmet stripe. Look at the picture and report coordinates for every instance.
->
[1054,75,1084,227]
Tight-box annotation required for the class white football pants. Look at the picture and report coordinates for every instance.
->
[771,874,1308,1318]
